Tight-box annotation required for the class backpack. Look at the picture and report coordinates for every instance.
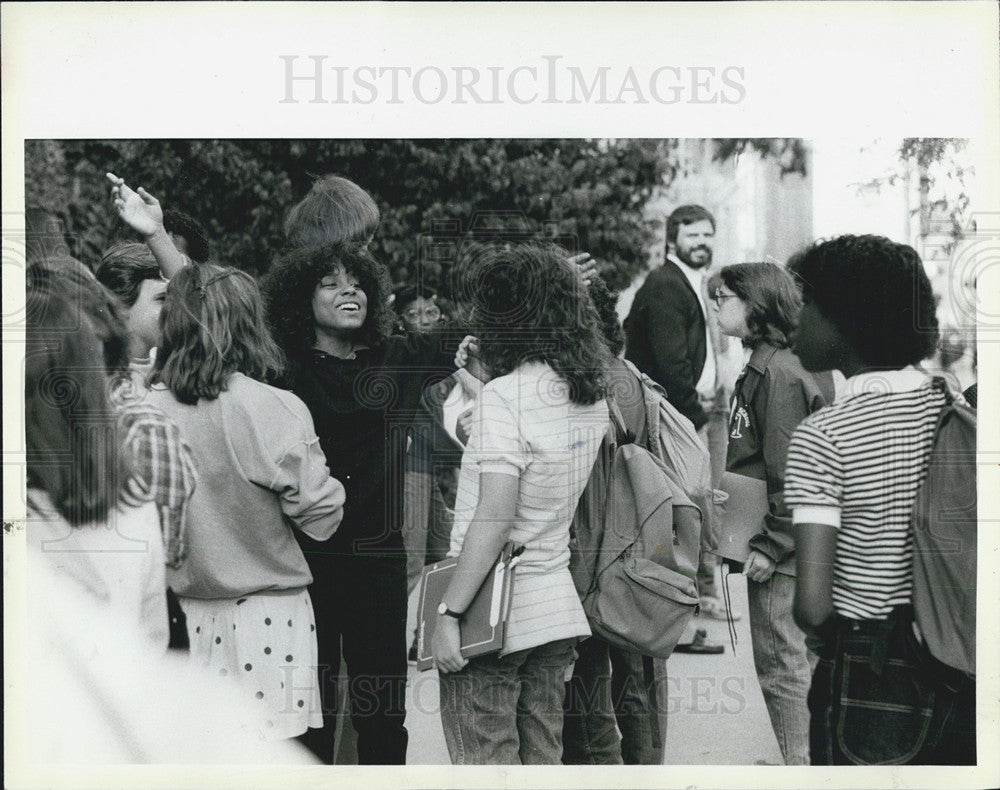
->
[910,378,977,676]
[624,360,715,553]
[569,371,706,659]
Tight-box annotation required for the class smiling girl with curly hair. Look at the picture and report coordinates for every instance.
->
[261,237,454,765]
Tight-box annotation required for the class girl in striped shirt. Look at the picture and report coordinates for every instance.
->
[432,243,611,765]
[785,235,974,765]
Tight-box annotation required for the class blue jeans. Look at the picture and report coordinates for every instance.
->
[697,413,729,599]
[439,638,577,764]
[808,609,976,765]
[563,636,668,765]
[747,572,813,765]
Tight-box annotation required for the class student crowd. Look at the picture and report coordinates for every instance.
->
[20,170,976,767]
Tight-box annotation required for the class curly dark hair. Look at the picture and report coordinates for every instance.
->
[587,274,625,357]
[162,209,210,263]
[787,235,939,368]
[261,242,395,359]
[720,261,802,350]
[470,243,610,405]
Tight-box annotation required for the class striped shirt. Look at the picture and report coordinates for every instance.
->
[449,362,607,654]
[784,368,945,620]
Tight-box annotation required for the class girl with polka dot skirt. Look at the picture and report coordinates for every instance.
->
[144,264,345,740]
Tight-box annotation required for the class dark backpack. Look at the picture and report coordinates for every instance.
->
[569,391,703,659]
[910,379,977,676]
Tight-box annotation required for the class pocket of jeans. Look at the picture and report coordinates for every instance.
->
[836,651,935,764]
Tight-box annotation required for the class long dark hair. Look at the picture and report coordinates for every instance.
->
[262,242,394,359]
[470,243,610,405]
[720,261,802,350]
[26,279,127,525]
[150,264,285,404]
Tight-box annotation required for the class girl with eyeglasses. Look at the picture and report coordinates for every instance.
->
[713,261,837,765]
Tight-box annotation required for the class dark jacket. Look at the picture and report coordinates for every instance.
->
[404,370,474,566]
[725,344,835,575]
[624,258,708,431]
[289,331,456,559]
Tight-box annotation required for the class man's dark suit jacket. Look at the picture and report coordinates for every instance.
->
[624,258,708,431]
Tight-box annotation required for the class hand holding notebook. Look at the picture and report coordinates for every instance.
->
[416,542,523,672]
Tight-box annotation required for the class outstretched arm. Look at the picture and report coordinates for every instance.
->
[106,172,187,279]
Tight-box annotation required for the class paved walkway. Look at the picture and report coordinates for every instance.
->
[402,571,783,765]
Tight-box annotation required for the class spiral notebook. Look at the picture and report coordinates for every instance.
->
[415,542,522,672]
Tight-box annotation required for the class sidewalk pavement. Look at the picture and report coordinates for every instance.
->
[402,571,784,765]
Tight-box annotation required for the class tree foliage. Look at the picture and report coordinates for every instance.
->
[712,138,810,177]
[24,139,678,292]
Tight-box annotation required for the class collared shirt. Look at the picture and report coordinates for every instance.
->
[724,344,836,572]
[667,253,716,401]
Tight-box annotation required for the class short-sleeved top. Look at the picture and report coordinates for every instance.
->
[145,374,345,599]
[448,362,607,653]
[784,368,945,620]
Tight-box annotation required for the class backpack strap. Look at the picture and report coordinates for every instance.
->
[929,375,955,406]
[607,395,636,446]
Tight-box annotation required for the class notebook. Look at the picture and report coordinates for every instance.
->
[415,542,521,672]
[714,472,769,565]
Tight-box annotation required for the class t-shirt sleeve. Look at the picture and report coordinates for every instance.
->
[472,385,530,477]
[784,418,844,513]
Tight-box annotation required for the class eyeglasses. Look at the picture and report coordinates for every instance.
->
[402,306,442,322]
[712,289,739,306]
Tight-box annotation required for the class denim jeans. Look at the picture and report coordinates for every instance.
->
[747,572,813,765]
[696,413,729,600]
[439,638,577,764]
[563,636,668,765]
[808,609,976,765]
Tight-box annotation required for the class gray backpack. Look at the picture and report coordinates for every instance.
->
[569,397,702,659]
[910,379,977,676]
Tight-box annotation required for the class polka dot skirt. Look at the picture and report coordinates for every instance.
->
[178,588,322,740]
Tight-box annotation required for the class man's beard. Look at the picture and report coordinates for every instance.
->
[675,245,713,269]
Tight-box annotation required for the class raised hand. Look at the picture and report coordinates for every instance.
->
[105,172,187,279]
[106,172,163,238]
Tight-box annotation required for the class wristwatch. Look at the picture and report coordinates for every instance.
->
[437,602,464,619]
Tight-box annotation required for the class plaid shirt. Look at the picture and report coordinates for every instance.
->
[113,376,198,568]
